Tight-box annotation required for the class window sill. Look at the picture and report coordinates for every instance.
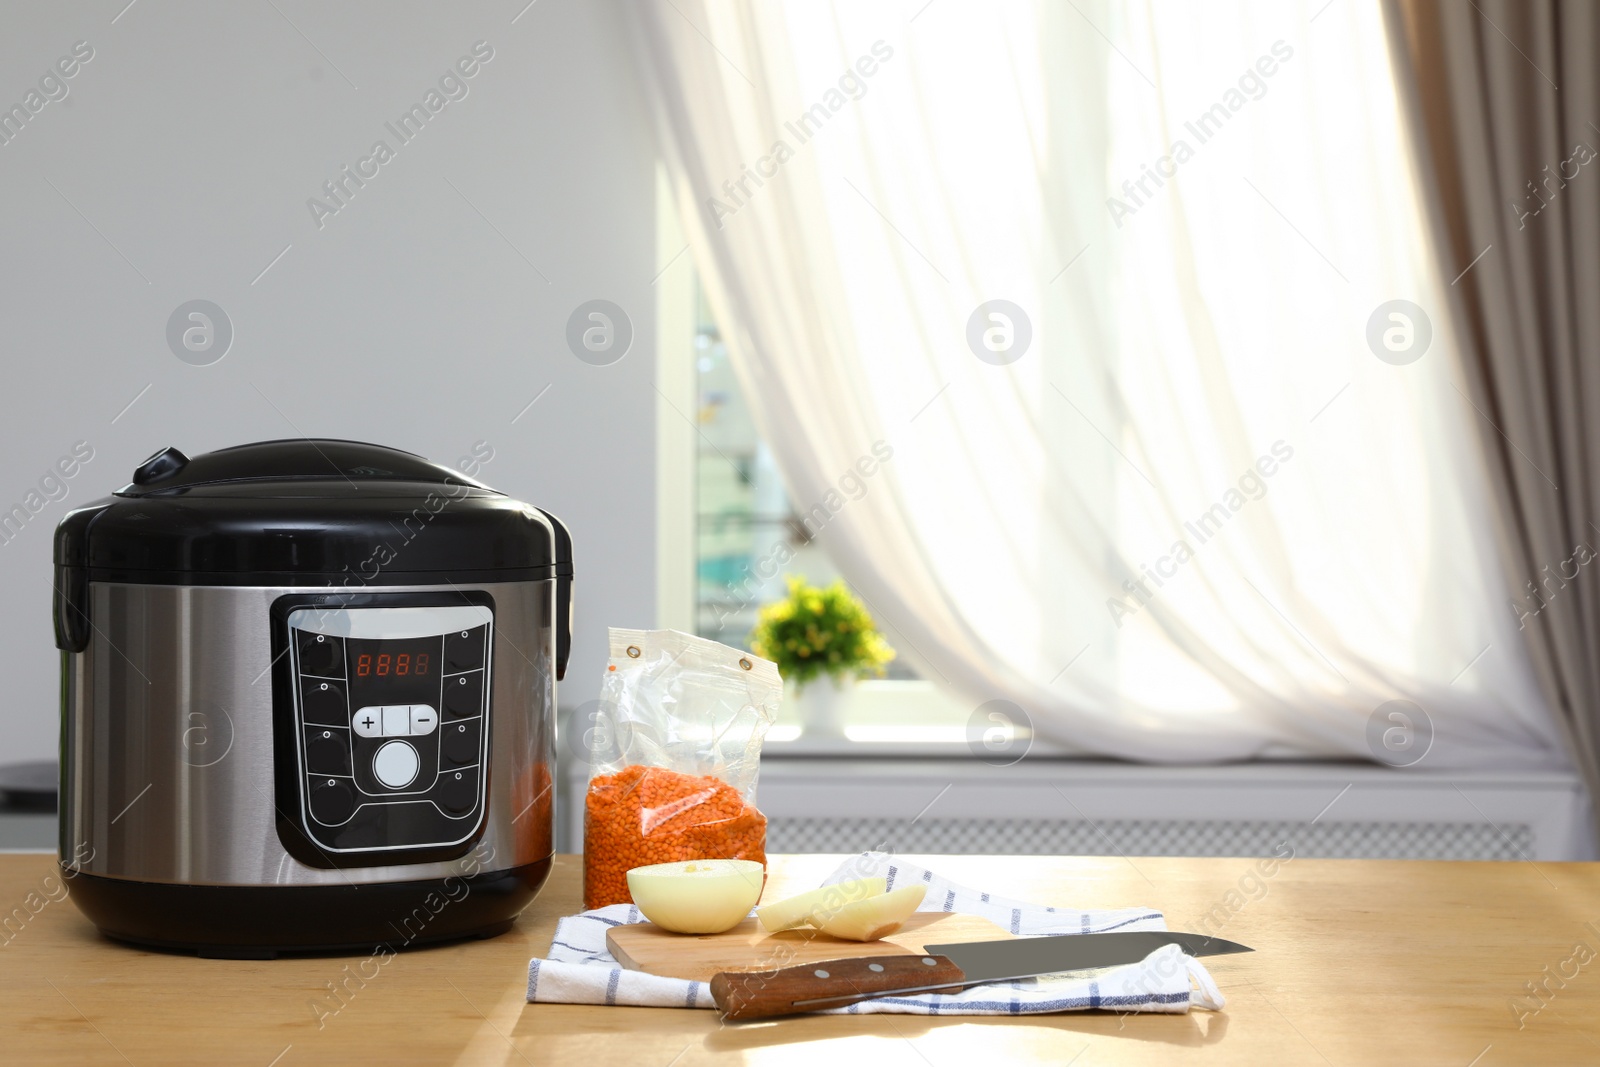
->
[765,678,1072,757]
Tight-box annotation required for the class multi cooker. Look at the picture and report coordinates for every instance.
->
[53,439,571,957]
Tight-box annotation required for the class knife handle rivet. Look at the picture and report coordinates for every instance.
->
[921,958,938,966]
[813,969,830,978]
[868,964,885,972]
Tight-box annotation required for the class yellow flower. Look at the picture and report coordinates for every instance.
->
[749,574,895,682]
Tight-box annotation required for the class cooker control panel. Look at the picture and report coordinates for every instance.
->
[281,602,493,858]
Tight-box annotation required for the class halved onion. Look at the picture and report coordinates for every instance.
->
[626,859,765,934]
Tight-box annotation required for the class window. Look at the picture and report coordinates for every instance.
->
[690,287,910,678]
[655,174,978,749]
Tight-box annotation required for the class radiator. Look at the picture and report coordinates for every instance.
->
[750,757,1590,861]
[766,816,1533,860]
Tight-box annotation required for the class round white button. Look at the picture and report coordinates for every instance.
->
[373,740,419,789]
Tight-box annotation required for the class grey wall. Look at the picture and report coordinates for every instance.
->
[0,1,658,760]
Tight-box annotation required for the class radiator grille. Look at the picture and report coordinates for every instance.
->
[765,817,1534,861]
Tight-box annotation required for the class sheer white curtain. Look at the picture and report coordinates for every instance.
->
[632,0,1566,766]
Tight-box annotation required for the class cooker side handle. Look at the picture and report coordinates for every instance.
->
[53,563,90,653]
[53,501,111,653]
[536,508,573,681]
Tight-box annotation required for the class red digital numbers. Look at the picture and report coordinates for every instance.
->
[355,649,429,678]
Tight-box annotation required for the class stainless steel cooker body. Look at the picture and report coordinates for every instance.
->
[60,580,555,888]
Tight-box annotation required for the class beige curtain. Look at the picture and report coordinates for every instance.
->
[1386,0,1600,825]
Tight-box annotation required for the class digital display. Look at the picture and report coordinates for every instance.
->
[345,635,443,704]
[355,650,431,677]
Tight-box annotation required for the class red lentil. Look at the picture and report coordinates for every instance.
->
[583,764,767,910]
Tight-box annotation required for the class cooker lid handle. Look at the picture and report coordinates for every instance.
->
[132,446,189,486]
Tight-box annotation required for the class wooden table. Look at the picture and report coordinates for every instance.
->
[3,851,1597,1065]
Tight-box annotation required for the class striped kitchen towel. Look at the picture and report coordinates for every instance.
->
[526,852,1224,1015]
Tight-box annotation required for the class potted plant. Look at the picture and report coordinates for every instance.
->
[749,576,895,736]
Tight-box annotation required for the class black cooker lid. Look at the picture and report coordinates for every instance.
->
[115,439,492,497]
[54,439,573,581]
[53,441,575,674]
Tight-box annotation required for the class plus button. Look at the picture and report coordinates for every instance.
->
[360,715,375,729]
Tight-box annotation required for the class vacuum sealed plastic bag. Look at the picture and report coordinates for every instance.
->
[582,628,780,909]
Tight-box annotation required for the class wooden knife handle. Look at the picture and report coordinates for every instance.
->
[709,954,967,1020]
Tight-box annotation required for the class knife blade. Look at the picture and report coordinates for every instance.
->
[708,930,1252,1020]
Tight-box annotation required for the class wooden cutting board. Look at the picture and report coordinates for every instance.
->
[606,912,1016,982]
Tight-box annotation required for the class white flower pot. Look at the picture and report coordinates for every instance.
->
[790,674,855,738]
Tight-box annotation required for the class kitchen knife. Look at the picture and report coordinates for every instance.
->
[708,930,1252,1020]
